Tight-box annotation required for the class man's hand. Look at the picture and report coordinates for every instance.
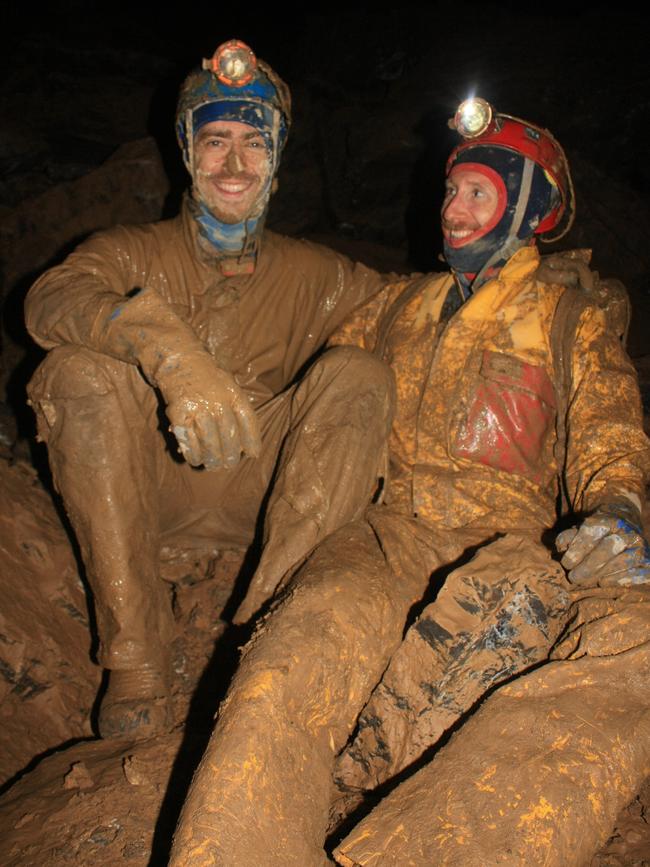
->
[156,350,261,470]
[556,500,650,587]
[536,249,594,291]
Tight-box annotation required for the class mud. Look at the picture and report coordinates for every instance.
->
[0,451,98,786]
[333,588,650,867]
[0,448,649,863]
[0,733,182,865]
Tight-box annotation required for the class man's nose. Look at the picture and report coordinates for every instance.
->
[224,146,245,174]
[442,195,466,224]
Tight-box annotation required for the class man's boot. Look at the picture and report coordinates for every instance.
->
[98,664,173,739]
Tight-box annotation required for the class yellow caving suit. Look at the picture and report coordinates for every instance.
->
[170,246,650,867]
[24,199,393,672]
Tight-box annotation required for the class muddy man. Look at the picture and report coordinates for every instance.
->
[24,40,394,739]
[171,99,650,865]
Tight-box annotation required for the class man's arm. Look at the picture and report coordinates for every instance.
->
[25,227,260,469]
[25,227,140,353]
[557,304,650,585]
[327,279,412,351]
[277,236,402,355]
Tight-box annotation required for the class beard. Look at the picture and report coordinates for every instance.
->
[193,146,272,225]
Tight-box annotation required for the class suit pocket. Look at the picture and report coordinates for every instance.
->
[452,350,556,482]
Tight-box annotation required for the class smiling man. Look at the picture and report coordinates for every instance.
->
[24,40,393,739]
[171,100,650,867]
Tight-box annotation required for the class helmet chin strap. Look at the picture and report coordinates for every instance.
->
[471,156,535,290]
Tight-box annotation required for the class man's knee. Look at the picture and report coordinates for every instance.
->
[300,346,395,433]
[315,345,394,395]
[28,346,131,402]
[270,526,404,649]
[28,346,150,445]
[437,534,570,645]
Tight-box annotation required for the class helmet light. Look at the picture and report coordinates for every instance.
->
[453,97,493,139]
[203,39,257,87]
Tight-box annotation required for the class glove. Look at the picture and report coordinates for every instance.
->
[536,249,595,292]
[537,249,630,343]
[94,288,261,469]
[556,499,650,587]
[155,349,261,469]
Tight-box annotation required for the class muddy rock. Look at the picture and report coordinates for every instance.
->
[0,452,98,786]
[0,733,182,866]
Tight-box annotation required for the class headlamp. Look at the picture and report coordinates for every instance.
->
[452,97,493,139]
[202,39,257,87]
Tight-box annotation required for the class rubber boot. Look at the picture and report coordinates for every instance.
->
[98,664,172,739]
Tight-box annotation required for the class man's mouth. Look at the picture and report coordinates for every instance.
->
[446,227,473,240]
[442,223,481,246]
[212,177,255,198]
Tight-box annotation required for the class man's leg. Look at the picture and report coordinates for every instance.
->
[334,587,650,867]
[29,344,303,737]
[28,346,175,737]
[234,346,395,623]
[170,512,460,867]
[28,345,393,738]
[335,533,571,793]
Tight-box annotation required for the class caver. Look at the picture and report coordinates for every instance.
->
[170,98,650,866]
[25,39,394,739]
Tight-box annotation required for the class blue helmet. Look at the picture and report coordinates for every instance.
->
[176,39,291,178]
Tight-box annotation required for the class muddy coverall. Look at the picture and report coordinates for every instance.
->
[170,246,650,867]
[24,199,392,672]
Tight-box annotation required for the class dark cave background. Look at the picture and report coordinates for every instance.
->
[2,2,650,422]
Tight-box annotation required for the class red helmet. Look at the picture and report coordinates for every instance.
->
[448,98,575,241]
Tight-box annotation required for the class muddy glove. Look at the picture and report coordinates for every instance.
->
[154,349,260,469]
[556,498,650,587]
[537,249,630,344]
[536,249,595,292]
[92,287,261,469]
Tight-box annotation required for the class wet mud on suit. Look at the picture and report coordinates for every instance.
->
[25,199,392,674]
[334,584,650,867]
[170,246,650,866]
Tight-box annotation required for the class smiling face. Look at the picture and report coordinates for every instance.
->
[192,120,272,223]
[441,164,503,248]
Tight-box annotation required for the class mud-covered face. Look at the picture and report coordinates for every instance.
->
[193,119,272,224]
[441,165,503,248]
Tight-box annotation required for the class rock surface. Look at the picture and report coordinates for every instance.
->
[0,453,97,786]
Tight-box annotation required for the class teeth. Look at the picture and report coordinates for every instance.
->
[447,228,473,239]
[216,181,250,193]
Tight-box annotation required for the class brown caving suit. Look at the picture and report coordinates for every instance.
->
[170,246,650,866]
[25,199,392,673]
